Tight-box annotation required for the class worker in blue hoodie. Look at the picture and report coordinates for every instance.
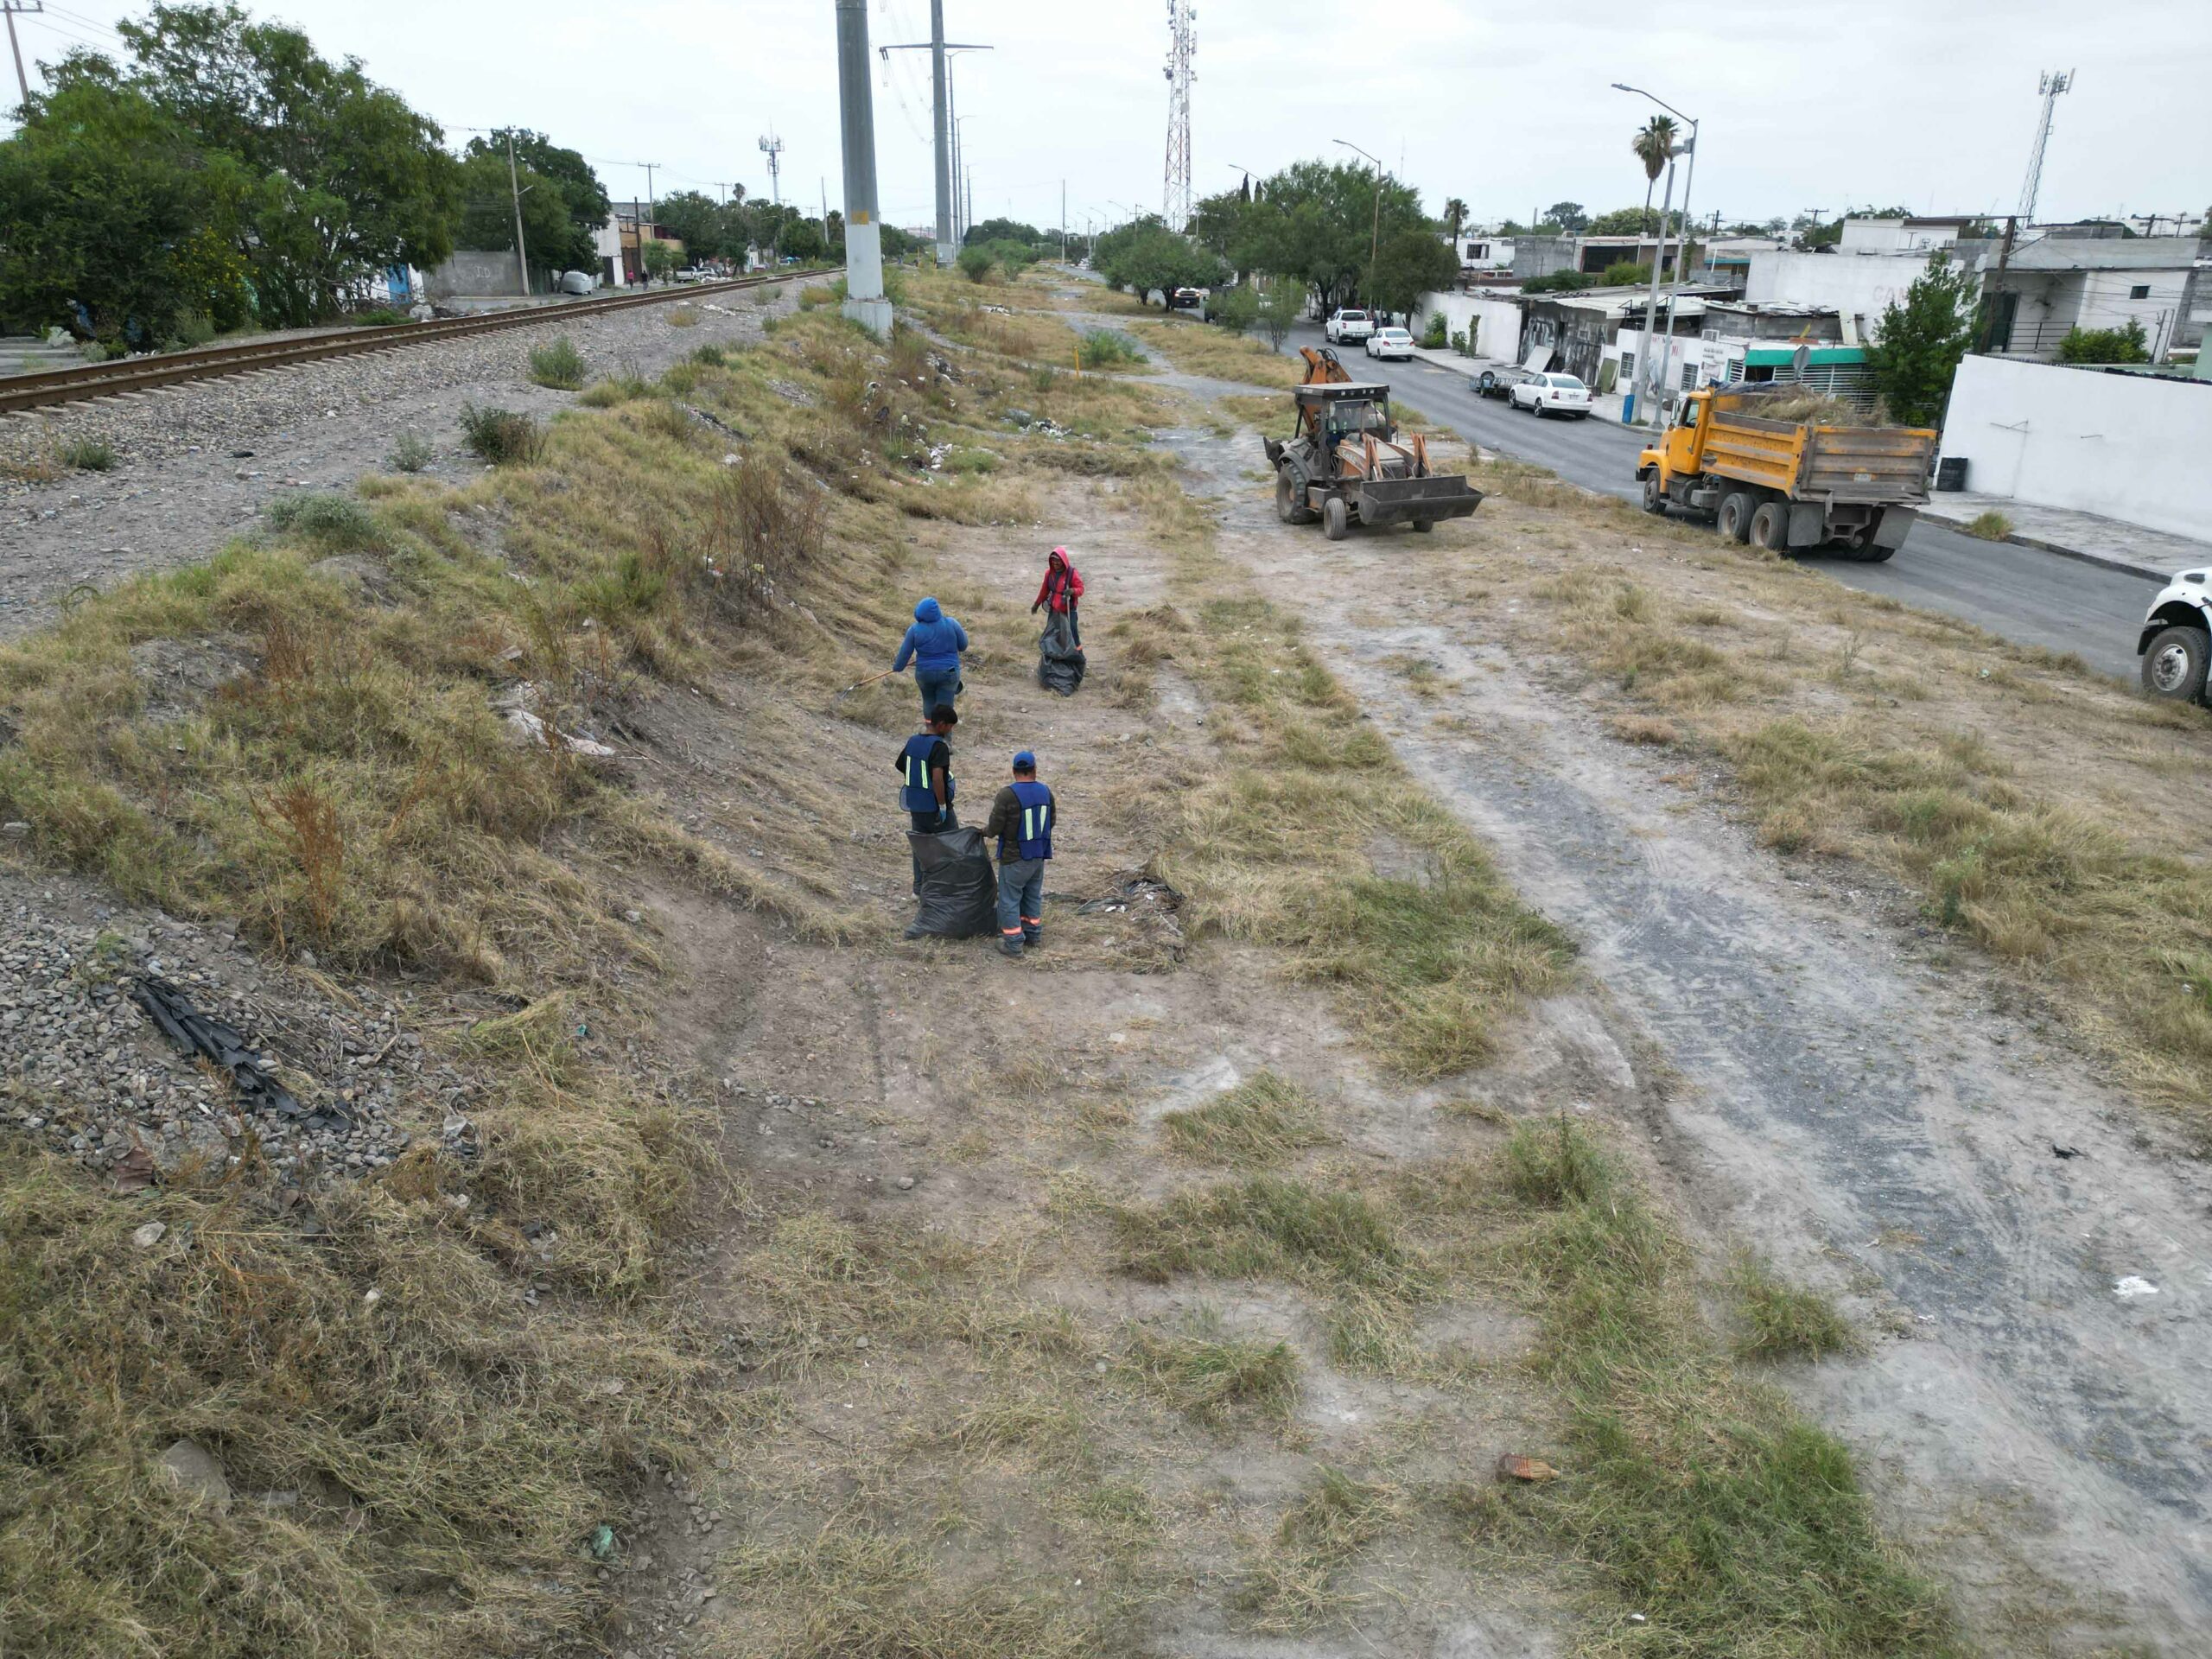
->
[892,596,969,716]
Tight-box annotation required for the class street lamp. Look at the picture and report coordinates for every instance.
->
[1333,139,1385,303]
[1613,83,1700,426]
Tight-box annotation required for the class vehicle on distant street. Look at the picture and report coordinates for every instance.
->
[1167,287,1208,318]
[1476,365,1535,400]
[2139,571,2212,702]
[1365,327,1414,360]
[553,270,598,296]
[673,267,714,284]
[1324,308,1375,345]
[1635,386,1937,562]
[1510,372,1592,418]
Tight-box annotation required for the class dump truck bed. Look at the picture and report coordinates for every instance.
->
[1700,410,1937,505]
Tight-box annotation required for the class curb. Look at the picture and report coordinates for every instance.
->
[1919,509,2177,582]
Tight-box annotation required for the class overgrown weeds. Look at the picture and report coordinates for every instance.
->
[60,434,116,472]
[1077,328,1146,371]
[1731,1254,1859,1360]
[1125,1308,1297,1424]
[387,430,434,472]
[459,403,545,465]
[1963,510,2014,541]
[527,336,588,390]
[264,491,378,549]
[1160,1071,1332,1165]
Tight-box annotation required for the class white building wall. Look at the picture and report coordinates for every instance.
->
[2075,268,2190,356]
[1939,356,2212,540]
[1413,290,1525,361]
[1743,251,1942,338]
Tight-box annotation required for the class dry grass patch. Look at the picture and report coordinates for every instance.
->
[1237,1465,1406,1630]
[1125,1307,1298,1425]
[1126,319,1304,388]
[1160,1071,1332,1165]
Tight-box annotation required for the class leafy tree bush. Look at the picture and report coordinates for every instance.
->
[2055,320,2150,364]
[957,245,995,283]
[640,242,680,282]
[1210,283,1259,335]
[1522,270,1601,294]
[1603,261,1654,287]
[461,130,608,276]
[1257,283,1301,353]
[527,338,587,390]
[1867,252,1979,427]
[1368,227,1459,319]
[1421,312,1448,348]
[460,404,545,466]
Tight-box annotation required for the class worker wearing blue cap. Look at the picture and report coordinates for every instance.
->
[982,750,1054,957]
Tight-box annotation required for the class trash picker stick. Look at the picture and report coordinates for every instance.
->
[836,668,899,697]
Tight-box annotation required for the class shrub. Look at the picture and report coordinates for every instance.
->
[460,403,546,466]
[2056,319,2149,364]
[691,343,728,367]
[60,435,115,472]
[957,245,995,284]
[387,431,434,473]
[264,491,378,548]
[1210,283,1259,335]
[527,337,587,389]
[1962,510,2013,541]
[165,309,216,351]
[578,374,652,407]
[798,284,836,309]
[1602,261,1655,287]
[1421,313,1448,349]
[1077,329,1144,370]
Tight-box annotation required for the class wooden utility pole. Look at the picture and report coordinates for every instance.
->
[505,131,531,296]
[3,1,42,110]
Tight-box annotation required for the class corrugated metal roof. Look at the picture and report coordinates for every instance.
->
[2005,237,2204,272]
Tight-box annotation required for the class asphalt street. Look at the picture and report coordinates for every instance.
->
[1291,320,2167,683]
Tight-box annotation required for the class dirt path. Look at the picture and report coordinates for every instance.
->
[1148,391,2212,1649]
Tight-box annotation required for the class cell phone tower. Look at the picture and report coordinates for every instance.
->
[1162,0,1194,230]
[759,132,785,206]
[2016,70,2072,225]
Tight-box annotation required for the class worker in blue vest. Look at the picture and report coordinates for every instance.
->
[896,705,958,832]
[982,750,1054,957]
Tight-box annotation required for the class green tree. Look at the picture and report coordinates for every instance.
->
[1866,252,1980,427]
[454,149,574,282]
[1630,116,1678,232]
[0,77,250,341]
[2056,319,2150,363]
[779,216,827,262]
[1210,282,1259,335]
[1228,159,1427,312]
[963,216,1042,249]
[640,240,679,282]
[1443,197,1470,245]
[1546,200,1589,235]
[1256,282,1301,352]
[465,130,607,272]
[1093,216,1222,306]
[1368,227,1459,317]
[957,245,995,283]
[1586,204,1680,237]
[648,190,727,262]
[102,3,461,325]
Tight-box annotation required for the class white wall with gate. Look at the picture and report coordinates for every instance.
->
[1939,355,2212,540]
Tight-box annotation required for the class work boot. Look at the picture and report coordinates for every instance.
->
[1000,938,1024,959]
[1022,931,1042,950]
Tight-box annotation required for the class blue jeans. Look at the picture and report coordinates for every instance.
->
[916,666,961,717]
[996,857,1044,942]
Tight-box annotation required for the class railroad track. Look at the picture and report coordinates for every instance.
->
[0,273,797,418]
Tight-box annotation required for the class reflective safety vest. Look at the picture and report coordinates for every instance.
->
[1008,779,1053,861]
[899,733,950,813]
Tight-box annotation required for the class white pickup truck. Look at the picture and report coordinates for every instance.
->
[1324,307,1375,346]
[2140,569,2212,702]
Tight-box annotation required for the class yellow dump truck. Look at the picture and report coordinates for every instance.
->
[1635,388,1938,562]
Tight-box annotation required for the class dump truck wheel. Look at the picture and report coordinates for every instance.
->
[1716,492,1754,543]
[1750,501,1789,551]
[1849,544,1897,563]
[1411,519,1433,533]
[1323,497,1350,541]
[1641,475,1666,515]
[2142,626,2209,702]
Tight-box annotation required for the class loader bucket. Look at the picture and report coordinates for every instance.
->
[1357,474,1484,526]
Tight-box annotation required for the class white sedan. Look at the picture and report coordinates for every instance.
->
[1509,372,1593,419]
[1364,327,1414,360]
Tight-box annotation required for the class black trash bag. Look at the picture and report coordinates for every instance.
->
[906,825,999,938]
[1037,609,1086,696]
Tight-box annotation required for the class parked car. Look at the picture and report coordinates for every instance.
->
[2139,569,2212,702]
[673,267,714,284]
[552,270,598,296]
[1510,372,1592,419]
[1167,287,1208,318]
[1324,308,1375,346]
[1477,365,1535,400]
[1364,327,1414,361]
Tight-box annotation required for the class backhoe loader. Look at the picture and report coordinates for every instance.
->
[1262,347,1483,539]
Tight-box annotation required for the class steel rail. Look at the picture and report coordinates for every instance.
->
[0,274,798,417]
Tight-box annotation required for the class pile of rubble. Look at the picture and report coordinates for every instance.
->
[0,893,478,1186]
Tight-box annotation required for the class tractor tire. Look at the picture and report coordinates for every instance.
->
[1411,518,1433,533]
[1641,474,1666,515]
[1715,491,1755,543]
[1323,496,1350,541]
[1749,500,1789,552]
[1276,465,1318,525]
[2142,626,2210,703]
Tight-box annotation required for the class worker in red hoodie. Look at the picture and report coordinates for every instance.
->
[1031,546,1084,649]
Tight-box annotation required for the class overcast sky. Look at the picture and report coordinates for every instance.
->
[14,0,2210,236]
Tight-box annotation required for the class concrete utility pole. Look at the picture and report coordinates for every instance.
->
[880,5,989,267]
[505,131,531,296]
[835,0,893,335]
[3,0,41,110]
[1614,81,1697,425]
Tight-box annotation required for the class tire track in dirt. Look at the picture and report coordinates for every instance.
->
[1155,404,2212,1650]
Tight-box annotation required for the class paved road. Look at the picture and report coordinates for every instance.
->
[1293,320,2167,683]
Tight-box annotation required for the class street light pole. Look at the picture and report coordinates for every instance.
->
[1334,139,1384,305]
[1613,82,1700,426]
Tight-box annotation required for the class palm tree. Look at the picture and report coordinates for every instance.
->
[1444,197,1469,251]
[1631,116,1679,233]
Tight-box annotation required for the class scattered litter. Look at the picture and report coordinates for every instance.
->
[109,1144,158,1193]
[1,821,28,838]
[895,1176,915,1191]
[156,1440,232,1507]
[130,974,317,1121]
[363,1287,382,1306]
[2051,1142,2082,1159]
[1496,1453,1559,1483]
[131,1220,168,1249]
[587,1524,617,1561]
[2113,1276,2159,1300]
[502,705,618,758]
[676,402,742,439]
[1075,875,1182,917]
